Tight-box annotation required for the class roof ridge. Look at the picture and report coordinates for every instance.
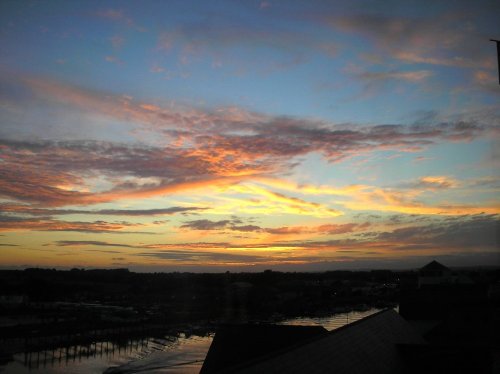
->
[222,308,395,373]
[420,260,450,271]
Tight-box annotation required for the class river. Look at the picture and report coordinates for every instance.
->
[0,308,382,373]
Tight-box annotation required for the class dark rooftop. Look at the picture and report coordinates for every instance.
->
[200,323,328,374]
[420,260,450,273]
[220,309,425,374]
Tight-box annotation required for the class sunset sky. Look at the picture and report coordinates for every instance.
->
[0,0,499,271]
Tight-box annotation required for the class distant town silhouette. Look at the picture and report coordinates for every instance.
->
[1,261,499,372]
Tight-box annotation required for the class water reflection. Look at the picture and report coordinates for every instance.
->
[0,308,386,373]
[1,332,213,374]
[22,338,148,370]
[105,335,212,374]
[280,308,381,330]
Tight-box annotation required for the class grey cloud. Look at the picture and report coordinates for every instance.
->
[376,214,499,249]
[465,176,500,189]
[219,214,499,253]
[54,240,139,248]
[181,219,233,231]
[0,213,150,234]
[136,250,269,263]
[0,204,206,217]
[85,249,123,254]
[356,70,433,93]
[231,225,262,232]
[327,5,499,69]
[0,75,498,208]
[395,178,456,191]
[181,217,263,232]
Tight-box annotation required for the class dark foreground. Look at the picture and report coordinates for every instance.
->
[0,265,498,372]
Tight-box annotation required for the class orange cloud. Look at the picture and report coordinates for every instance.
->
[339,188,500,215]
[218,183,343,217]
[255,178,498,216]
[2,75,497,214]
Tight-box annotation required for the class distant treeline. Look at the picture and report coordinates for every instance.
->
[0,267,409,301]
[1,267,497,325]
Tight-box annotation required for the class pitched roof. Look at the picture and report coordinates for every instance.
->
[420,260,450,272]
[200,324,328,374]
[226,309,425,374]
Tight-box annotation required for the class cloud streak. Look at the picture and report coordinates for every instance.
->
[37,214,499,267]
[53,240,138,248]
[1,110,497,215]
[396,176,458,190]
[180,218,371,237]
[0,204,206,217]
[328,9,497,69]
[0,214,149,234]
[225,214,500,253]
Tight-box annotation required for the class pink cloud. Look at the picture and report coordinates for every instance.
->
[2,75,497,209]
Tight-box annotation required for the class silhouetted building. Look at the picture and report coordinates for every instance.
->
[401,261,489,320]
[418,260,452,288]
[399,261,500,373]
[201,324,327,373]
[202,309,426,373]
[488,282,500,300]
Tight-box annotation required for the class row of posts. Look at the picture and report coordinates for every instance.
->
[22,335,149,370]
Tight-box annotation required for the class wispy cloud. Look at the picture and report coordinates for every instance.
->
[254,178,498,216]
[337,187,499,215]
[1,74,498,213]
[396,176,458,190]
[109,35,125,49]
[359,70,433,83]
[181,219,235,231]
[0,204,206,217]
[136,250,270,265]
[35,213,499,267]
[374,214,499,250]
[96,9,145,32]
[465,176,500,189]
[230,214,500,253]
[180,217,371,237]
[104,55,124,65]
[53,240,138,248]
[355,69,433,94]
[0,214,148,234]
[327,9,496,69]
[155,19,334,70]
